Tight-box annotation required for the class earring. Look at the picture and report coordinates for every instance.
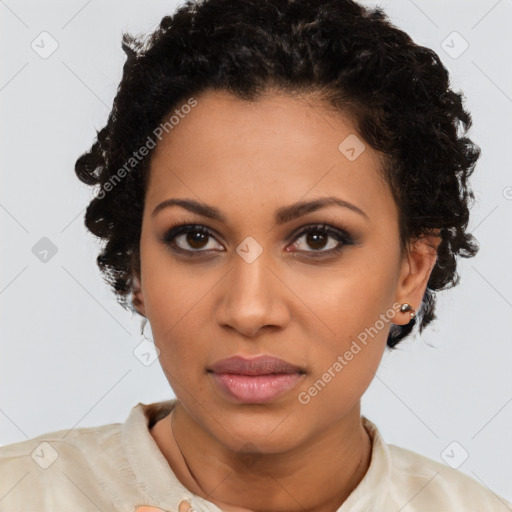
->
[400,303,416,319]
[140,317,150,340]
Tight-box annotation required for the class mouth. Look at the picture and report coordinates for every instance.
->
[208,354,305,375]
[207,355,306,404]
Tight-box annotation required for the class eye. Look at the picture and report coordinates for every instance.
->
[288,223,355,258]
[162,224,224,255]
[161,222,356,258]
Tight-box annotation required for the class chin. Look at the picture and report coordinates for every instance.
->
[224,430,301,455]
[207,405,304,454]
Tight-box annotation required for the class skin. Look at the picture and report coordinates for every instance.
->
[132,88,440,512]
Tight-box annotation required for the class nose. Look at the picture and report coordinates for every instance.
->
[215,249,291,338]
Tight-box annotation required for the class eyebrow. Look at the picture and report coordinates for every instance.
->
[151,196,369,224]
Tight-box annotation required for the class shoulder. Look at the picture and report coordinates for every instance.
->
[361,417,511,511]
[0,421,122,463]
[0,422,125,510]
[386,442,512,510]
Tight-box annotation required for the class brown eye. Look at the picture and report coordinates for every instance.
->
[184,229,209,249]
[163,225,224,254]
[289,224,355,257]
[303,230,331,250]
[162,222,355,259]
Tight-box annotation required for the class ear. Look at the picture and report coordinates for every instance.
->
[132,273,147,318]
[393,230,441,326]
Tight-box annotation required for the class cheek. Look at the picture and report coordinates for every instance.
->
[139,236,206,329]
[138,252,203,376]
[290,254,397,416]
[148,310,208,401]
[295,316,388,426]
[290,249,398,346]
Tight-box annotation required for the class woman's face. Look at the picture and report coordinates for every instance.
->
[134,89,435,453]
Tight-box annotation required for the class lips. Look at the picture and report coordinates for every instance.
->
[208,355,305,376]
[207,355,306,404]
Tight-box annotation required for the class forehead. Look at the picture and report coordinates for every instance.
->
[146,89,394,224]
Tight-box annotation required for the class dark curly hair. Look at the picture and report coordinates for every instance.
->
[75,0,480,348]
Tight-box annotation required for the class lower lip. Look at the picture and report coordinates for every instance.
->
[209,372,305,404]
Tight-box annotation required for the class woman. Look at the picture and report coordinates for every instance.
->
[1,0,510,510]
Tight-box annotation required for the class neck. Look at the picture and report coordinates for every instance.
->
[151,401,372,512]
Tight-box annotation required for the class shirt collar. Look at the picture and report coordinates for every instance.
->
[122,399,221,512]
[338,415,391,511]
[122,399,391,511]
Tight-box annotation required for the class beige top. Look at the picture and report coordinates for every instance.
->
[0,399,510,511]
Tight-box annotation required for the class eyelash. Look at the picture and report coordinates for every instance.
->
[161,222,356,259]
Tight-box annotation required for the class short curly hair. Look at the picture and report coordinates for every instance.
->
[75,0,480,348]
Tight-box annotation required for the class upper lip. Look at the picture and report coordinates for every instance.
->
[208,355,305,375]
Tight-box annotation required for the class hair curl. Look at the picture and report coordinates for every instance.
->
[75,0,480,348]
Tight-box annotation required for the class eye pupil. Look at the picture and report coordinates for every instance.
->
[187,230,208,249]
[307,231,327,250]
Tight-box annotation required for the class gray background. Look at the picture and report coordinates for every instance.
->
[1,0,511,504]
